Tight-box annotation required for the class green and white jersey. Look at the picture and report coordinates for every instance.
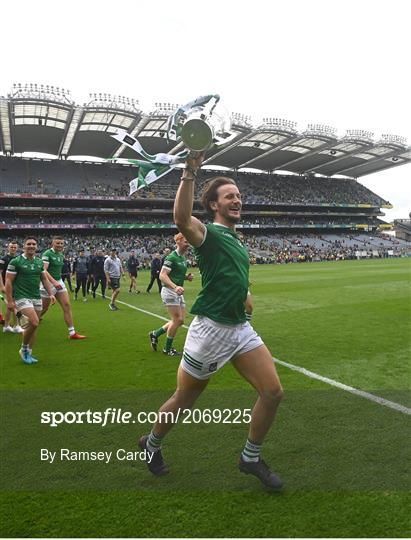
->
[191,223,249,325]
[42,248,64,280]
[162,250,188,287]
[6,254,44,300]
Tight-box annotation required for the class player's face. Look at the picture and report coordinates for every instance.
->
[214,184,242,223]
[176,237,189,251]
[53,239,65,252]
[24,240,37,256]
[8,243,18,255]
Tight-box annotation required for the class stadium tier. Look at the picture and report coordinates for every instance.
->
[0,156,390,205]
[1,84,410,262]
[0,231,408,262]
[1,155,410,260]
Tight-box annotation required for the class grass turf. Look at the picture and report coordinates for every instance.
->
[0,258,410,537]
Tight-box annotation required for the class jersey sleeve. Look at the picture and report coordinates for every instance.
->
[5,257,18,274]
[42,250,50,263]
[162,255,173,270]
[195,224,216,254]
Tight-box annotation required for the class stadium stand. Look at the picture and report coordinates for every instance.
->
[0,157,389,206]
[1,84,410,266]
[394,219,411,242]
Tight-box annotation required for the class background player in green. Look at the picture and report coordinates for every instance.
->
[5,236,55,364]
[140,154,284,490]
[149,233,193,356]
[0,240,23,333]
[40,236,86,339]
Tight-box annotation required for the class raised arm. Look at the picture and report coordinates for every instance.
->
[173,153,206,248]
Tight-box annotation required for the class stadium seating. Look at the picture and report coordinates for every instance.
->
[0,157,388,206]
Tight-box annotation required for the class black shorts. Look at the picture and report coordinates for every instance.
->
[129,271,138,278]
[110,278,120,290]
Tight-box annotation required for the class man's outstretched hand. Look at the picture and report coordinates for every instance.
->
[186,151,205,173]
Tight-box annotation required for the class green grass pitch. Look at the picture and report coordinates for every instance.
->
[1,258,410,537]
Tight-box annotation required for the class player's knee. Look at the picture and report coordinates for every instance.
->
[260,385,284,405]
[173,388,197,408]
[177,317,184,327]
[30,318,40,329]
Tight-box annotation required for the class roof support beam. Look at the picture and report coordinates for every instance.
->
[0,98,13,154]
[307,142,373,174]
[330,147,409,175]
[203,129,256,165]
[59,107,84,157]
[270,138,337,171]
[238,133,305,169]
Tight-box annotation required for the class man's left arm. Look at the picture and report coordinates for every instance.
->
[42,260,60,288]
[40,272,56,303]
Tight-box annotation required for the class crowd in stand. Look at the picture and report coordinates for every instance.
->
[80,181,130,197]
[0,165,388,207]
[0,232,408,266]
[1,213,380,227]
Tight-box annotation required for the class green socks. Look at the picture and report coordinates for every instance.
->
[154,326,167,338]
[165,336,174,352]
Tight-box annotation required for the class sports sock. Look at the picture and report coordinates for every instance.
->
[146,430,163,453]
[22,344,29,352]
[241,438,262,462]
[68,327,75,336]
[154,327,166,338]
[164,336,173,352]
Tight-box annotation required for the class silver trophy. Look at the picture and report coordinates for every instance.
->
[167,94,236,152]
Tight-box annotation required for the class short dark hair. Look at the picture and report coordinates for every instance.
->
[24,236,37,244]
[201,176,237,217]
[9,240,18,245]
[52,236,64,241]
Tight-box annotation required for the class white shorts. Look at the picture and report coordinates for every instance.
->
[15,298,43,312]
[181,316,264,380]
[161,287,185,307]
[40,279,67,298]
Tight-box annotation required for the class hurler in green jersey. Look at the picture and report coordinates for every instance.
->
[149,233,192,357]
[140,155,284,491]
[5,237,55,365]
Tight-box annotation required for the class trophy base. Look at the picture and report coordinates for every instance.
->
[181,119,213,152]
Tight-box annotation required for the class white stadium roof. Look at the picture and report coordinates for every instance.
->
[0,83,410,178]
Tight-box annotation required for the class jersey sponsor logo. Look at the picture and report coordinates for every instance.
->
[221,231,245,248]
[209,362,218,372]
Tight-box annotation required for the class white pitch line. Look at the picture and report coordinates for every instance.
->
[272,358,411,416]
[101,294,411,416]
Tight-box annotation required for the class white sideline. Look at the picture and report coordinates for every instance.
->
[101,294,411,416]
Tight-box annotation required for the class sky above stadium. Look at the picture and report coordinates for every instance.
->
[3,0,410,221]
